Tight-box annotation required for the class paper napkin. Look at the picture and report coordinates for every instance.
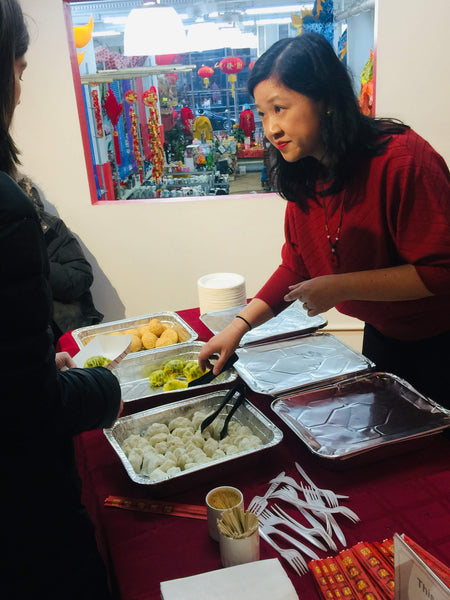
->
[160,558,299,600]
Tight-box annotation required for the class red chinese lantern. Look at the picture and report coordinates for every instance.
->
[218,56,244,98]
[198,65,214,88]
[248,60,256,71]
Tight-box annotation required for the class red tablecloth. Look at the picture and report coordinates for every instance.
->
[61,309,450,600]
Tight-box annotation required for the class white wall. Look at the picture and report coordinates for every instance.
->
[13,0,450,349]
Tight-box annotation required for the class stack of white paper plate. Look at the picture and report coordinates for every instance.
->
[197,273,247,315]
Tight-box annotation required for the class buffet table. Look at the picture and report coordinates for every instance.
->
[60,308,450,600]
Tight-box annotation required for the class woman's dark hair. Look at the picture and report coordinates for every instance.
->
[248,33,408,205]
[0,0,29,175]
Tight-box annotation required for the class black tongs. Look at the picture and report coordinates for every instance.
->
[187,353,238,388]
[200,382,247,440]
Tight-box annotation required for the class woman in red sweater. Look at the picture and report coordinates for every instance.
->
[199,33,450,408]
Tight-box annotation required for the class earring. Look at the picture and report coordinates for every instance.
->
[326,109,332,116]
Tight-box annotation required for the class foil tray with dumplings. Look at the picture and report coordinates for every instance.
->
[71,312,198,359]
[103,390,283,496]
[114,341,238,403]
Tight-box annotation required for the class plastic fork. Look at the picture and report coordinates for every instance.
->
[271,504,337,552]
[259,527,308,576]
[301,485,348,547]
[271,487,360,522]
[259,508,328,551]
[295,461,345,508]
[259,520,320,561]
[247,471,285,516]
[269,473,348,506]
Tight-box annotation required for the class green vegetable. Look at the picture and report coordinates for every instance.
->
[84,355,111,368]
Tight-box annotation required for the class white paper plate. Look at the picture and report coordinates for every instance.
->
[73,334,133,369]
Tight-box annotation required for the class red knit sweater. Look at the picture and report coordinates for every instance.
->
[255,129,450,340]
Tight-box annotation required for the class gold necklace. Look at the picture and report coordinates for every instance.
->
[322,191,346,265]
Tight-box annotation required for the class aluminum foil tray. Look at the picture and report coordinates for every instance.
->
[71,312,198,359]
[104,391,283,495]
[115,341,238,403]
[271,372,450,462]
[234,332,374,396]
[200,301,327,346]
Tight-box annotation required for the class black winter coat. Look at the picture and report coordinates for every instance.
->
[19,177,104,337]
[0,173,121,599]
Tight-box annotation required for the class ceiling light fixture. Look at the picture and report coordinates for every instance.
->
[124,7,189,55]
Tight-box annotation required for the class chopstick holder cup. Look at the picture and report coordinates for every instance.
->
[218,507,260,568]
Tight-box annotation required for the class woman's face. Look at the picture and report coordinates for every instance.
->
[254,76,324,163]
[14,55,27,107]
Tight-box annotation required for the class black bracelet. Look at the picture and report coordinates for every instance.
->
[235,315,252,330]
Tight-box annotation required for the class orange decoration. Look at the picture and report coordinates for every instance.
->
[248,60,255,70]
[198,65,214,88]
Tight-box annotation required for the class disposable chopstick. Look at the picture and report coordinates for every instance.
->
[104,495,207,520]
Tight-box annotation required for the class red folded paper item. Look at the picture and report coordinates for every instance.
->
[104,495,207,520]
[323,556,357,599]
[352,542,395,599]
[308,559,336,600]
[373,539,395,567]
[337,549,386,600]
[402,534,450,588]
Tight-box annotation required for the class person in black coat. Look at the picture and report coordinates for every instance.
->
[0,2,122,598]
[17,175,104,339]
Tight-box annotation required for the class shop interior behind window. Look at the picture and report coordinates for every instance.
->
[69,0,374,202]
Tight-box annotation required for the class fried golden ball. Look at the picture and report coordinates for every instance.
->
[148,369,168,388]
[129,334,143,353]
[146,318,165,337]
[155,327,178,348]
[142,330,158,349]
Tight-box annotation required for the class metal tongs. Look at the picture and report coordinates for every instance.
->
[187,352,238,388]
[200,382,247,440]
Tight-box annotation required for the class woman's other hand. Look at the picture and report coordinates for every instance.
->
[55,351,77,370]
[284,274,345,316]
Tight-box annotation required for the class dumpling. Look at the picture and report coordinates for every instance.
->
[167,466,181,477]
[149,467,169,482]
[168,416,192,431]
[145,423,169,437]
[203,437,219,457]
[163,379,187,392]
[148,432,168,446]
[142,330,158,350]
[128,448,144,473]
[163,359,185,377]
[142,450,163,475]
[155,327,178,347]
[191,410,208,430]
[148,369,167,388]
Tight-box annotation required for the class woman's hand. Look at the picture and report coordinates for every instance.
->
[284,274,345,316]
[55,351,77,370]
[198,321,247,375]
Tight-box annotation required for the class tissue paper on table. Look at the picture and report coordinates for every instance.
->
[72,334,132,370]
[160,558,299,600]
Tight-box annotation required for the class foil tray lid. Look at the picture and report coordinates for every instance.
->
[200,301,327,346]
[271,372,450,460]
[234,332,374,396]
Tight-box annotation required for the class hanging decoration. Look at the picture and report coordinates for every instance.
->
[218,56,244,99]
[359,50,374,117]
[198,65,214,89]
[124,89,138,104]
[248,60,255,71]
[91,89,103,138]
[104,85,123,164]
[124,90,143,183]
[73,14,93,66]
[142,86,164,183]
